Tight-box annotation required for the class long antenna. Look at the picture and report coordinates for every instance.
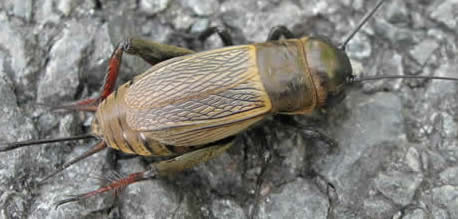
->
[0,134,95,152]
[350,75,458,83]
[340,0,386,50]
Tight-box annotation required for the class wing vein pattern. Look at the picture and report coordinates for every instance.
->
[125,46,271,146]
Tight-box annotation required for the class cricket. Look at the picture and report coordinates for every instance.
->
[0,0,456,217]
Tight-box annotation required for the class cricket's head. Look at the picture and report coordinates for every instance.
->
[299,36,353,107]
[307,0,457,108]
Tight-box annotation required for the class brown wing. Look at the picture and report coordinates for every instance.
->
[124,45,272,146]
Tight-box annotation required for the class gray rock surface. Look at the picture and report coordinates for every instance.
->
[0,0,457,218]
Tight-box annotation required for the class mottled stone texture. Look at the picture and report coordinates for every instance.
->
[0,0,457,218]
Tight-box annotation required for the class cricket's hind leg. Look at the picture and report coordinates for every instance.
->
[52,37,195,111]
[55,137,234,208]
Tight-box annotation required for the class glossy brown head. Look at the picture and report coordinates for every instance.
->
[297,0,458,110]
[297,0,386,108]
[300,37,353,107]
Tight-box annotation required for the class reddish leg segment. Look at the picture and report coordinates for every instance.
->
[51,43,124,112]
[99,45,124,101]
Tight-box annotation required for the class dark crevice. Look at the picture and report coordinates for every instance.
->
[94,0,103,10]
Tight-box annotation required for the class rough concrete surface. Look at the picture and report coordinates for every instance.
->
[0,0,457,218]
